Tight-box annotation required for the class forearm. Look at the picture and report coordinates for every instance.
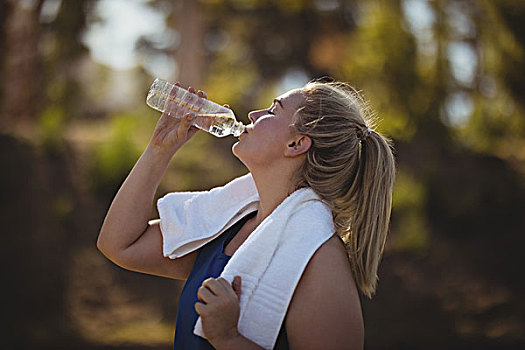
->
[97,144,176,257]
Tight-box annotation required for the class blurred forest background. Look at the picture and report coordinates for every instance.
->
[1,0,525,349]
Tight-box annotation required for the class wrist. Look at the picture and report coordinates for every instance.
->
[144,142,180,162]
[211,330,242,350]
[212,330,263,350]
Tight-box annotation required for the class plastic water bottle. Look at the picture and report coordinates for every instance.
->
[146,78,245,137]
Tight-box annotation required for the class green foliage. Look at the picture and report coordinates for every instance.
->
[450,1,525,162]
[340,1,420,141]
[391,170,429,255]
[38,105,66,152]
[202,58,258,123]
[3,0,525,347]
[89,113,144,197]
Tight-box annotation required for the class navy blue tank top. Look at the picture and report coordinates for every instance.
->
[173,211,289,349]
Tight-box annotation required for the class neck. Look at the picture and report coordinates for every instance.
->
[250,163,298,226]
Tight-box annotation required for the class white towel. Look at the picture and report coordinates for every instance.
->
[157,173,259,259]
[157,173,335,349]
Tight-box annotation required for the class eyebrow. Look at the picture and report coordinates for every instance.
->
[274,99,284,109]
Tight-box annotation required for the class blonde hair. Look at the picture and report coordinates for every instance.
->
[293,80,396,298]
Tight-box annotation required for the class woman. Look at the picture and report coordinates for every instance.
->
[97,80,396,349]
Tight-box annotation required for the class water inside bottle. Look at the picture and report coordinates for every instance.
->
[195,113,242,137]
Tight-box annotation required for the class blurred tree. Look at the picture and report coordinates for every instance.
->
[457,0,525,168]
[138,0,357,118]
[42,0,90,120]
[1,0,524,347]
[1,0,45,126]
[0,0,94,144]
[0,0,99,348]
[0,0,10,110]
[489,0,525,105]
[176,0,206,85]
[121,0,525,345]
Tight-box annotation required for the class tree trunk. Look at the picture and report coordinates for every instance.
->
[1,0,44,129]
[175,0,204,86]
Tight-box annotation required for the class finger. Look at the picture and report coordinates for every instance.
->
[216,277,237,294]
[194,301,207,316]
[232,276,242,299]
[160,110,171,119]
[197,285,215,303]
[180,113,195,131]
[202,277,228,295]
[197,90,207,99]
[188,125,199,137]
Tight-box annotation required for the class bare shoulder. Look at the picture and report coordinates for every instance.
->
[286,235,364,350]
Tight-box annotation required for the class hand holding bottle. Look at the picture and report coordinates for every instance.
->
[146,78,244,138]
[147,84,205,156]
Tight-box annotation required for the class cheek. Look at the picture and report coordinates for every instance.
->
[234,119,290,159]
[232,135,281,167]
[254,119,290,144]
[252,129,284,153]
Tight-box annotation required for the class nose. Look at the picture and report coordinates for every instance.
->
[248,109,265,123]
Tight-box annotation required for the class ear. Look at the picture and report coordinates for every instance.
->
[284,135,311,158]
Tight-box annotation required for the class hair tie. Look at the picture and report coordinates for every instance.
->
[357,126,375,141]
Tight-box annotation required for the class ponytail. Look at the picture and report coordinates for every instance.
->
[294,81,396,298]
[337,130,395,298]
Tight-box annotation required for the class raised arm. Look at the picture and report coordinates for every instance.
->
[96,87,204,279]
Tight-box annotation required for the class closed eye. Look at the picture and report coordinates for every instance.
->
[268,103,276,115]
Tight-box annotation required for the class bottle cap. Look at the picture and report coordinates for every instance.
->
[231,121,245,137]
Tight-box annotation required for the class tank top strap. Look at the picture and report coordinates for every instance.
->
[222,210,257,255]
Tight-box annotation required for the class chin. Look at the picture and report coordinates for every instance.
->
[232,142,244,162]
[232,142,254,170]
[232,141,239,155]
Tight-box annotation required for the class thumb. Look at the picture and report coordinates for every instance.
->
[232,276,242,299]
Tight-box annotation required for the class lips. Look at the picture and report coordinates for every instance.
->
[238,128,248,139]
